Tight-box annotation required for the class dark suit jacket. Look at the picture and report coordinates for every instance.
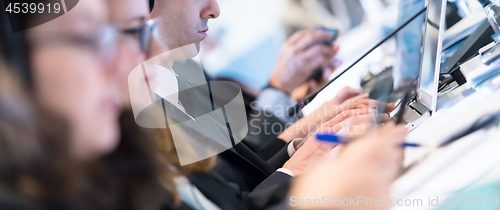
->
[162,170,291,210]
[137,61,293,208]
[137,97,292,209]
[173,60,290,159]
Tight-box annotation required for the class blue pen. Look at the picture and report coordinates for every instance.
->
[315,134,421,148]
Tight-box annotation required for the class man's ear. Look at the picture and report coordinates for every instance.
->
[149,0,154,13]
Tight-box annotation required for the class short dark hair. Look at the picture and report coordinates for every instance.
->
[149,0,154,12]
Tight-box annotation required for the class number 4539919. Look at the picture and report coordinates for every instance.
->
[5,3,61,14]
[444,196,498,207]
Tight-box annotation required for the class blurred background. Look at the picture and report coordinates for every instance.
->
[197,0,485,95]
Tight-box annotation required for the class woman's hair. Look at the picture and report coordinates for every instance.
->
[0,4,170,209]
[0,5,80,205]
[78,110,169,210]
[0,58,81,208]
[0,8,33,89]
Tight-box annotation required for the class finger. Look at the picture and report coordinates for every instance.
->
[345,99,395,113]
[338,93,369,107]
[340,99,379,111]
[323,66,334,76]
[336,124,371,137]
[294,31,333,52]
[318,103,373,124]
[332,114,382,133]
[290,83,310,101]
[319,68,333,84]
[324,62,335,71]
[378,113,391,123]
[287,30,309,45]
[311,58,332,75]
[332,44,340,57]
[323,107,373,127]
[385,103,396,112]
[300,44,334,65]
[308,80,318,92]
[333,59,342,69]
[301,57,328,80]
[334,87,364,104]
[348,98,381,106]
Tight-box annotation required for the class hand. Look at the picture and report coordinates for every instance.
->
[290,59,341,101]
[293,102,393,150]
[268,30,338,94]
[282,103,394,176]
[317,100,395,138]
[289,123,408,210]
[336,123,407,182]
[282,132,336,176]
[279,87,365,141]
[278,87,395,141]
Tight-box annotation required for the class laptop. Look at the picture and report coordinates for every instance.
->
[401,0,448,130]
[300,0,446,127]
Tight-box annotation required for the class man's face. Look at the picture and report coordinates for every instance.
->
[151,0,220,51]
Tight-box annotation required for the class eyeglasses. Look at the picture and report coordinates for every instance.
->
[31,26,119,64]
[31,19,158,63]
[120,19,158,53]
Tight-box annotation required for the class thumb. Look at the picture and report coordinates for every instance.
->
[322,68,334,81]
[308,80,319,91]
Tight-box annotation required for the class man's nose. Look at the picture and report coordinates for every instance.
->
[201,0,220,19]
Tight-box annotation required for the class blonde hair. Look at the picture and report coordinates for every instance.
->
[155,125,217,174]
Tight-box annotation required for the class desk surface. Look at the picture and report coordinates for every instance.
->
[391,80,500,209]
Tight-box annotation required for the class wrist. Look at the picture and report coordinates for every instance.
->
[267,78,292,95]
[283,162,304,177]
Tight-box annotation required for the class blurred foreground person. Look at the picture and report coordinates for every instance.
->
[0,0,168,209]
[0,58,79,209]
[290,123,408,210]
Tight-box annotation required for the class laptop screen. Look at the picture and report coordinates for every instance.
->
[417,0,447,112]
[393,0,425,89]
